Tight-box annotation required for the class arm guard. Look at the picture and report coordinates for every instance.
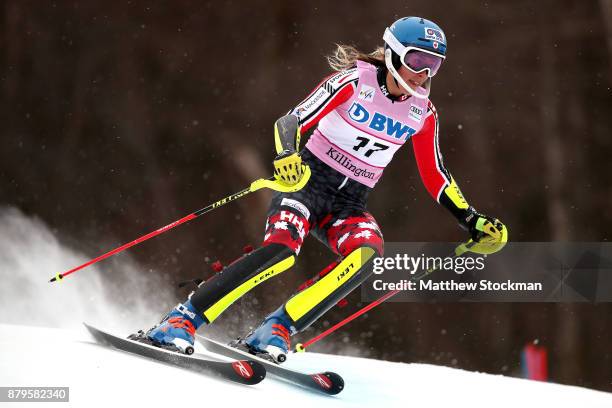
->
[274,114,301,155]
[439,176,471,220]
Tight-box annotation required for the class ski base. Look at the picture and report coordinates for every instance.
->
[84,323,266,385]
[196,334,344,395]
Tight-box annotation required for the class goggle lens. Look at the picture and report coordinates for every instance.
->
[403,50,443,77]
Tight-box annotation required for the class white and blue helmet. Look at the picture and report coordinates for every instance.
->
[383,17,447,99]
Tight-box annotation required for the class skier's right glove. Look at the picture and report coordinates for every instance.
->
[273,150,307,186]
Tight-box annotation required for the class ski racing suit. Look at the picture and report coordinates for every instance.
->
[188,60,471,337]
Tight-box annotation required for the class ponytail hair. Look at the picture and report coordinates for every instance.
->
[326,44,385,71]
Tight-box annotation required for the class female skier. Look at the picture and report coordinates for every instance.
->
[141,16,508,363]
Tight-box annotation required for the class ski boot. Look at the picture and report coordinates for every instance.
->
[232,305,296,364]
[130,300,205,355]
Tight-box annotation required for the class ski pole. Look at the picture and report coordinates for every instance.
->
[295,240,474,352]
[48,167,312,283]
[294,288,400,352]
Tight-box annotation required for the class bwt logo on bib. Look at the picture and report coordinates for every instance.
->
[348,102,416,140]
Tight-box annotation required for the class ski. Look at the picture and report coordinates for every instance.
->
[84,323,266,385]
[196,334,344,395]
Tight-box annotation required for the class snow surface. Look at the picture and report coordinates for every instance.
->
[1,323,611,408]
[1,208,611,407]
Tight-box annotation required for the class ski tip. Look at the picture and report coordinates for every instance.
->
[82,323,106,340]
[231,360,266,385]
[310,371,344,395]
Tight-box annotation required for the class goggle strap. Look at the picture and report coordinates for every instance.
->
[383,28,406,56]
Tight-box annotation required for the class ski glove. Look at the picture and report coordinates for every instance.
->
[273,150,307,186]
[460,207,508,255]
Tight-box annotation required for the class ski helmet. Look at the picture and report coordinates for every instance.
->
[383,17,447,99]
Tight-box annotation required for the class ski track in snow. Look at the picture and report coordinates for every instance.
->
[0,323,611,408]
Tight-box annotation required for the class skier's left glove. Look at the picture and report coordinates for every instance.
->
[459,206,508,254]
[273,150,308,186]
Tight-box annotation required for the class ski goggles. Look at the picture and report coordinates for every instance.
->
[402,49,444,77]
[383,28,445,78]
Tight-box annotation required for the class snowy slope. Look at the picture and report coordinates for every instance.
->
[0,323,611,408]
[1,209,611,407]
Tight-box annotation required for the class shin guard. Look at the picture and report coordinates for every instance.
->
[190,243,295,324]
[284,246,377,331]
